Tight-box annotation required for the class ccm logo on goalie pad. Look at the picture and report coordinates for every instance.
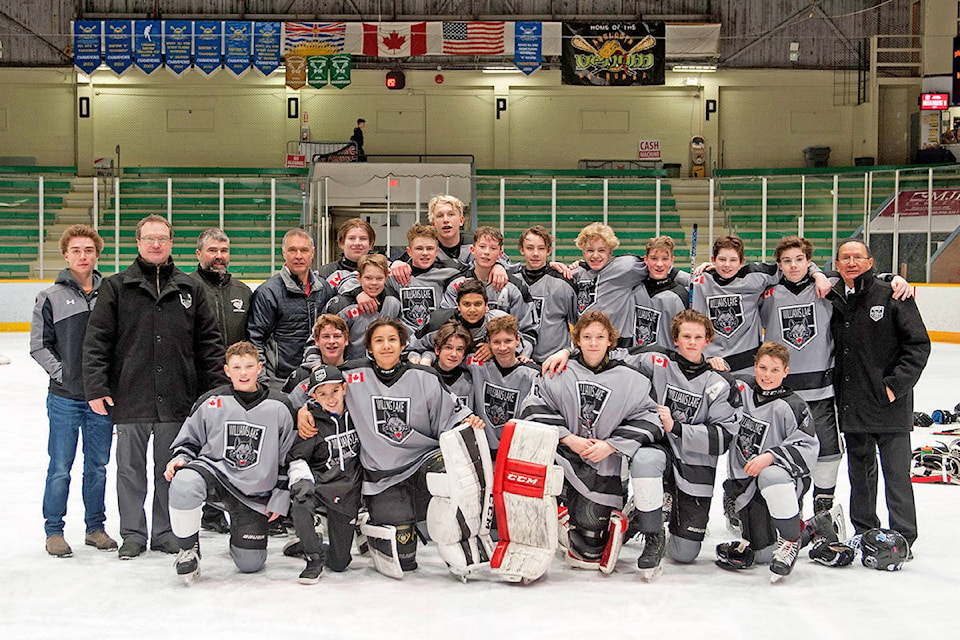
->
[500,460,547,498]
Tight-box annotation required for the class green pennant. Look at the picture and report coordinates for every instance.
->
[307,55,329,89]
[330,54,351,90]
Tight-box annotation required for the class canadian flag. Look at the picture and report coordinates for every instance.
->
[693,274,706,285]
[328,272,342,287]
[762,287,774,299]
[651,354,668,368]
[362,22,430,57]
[347,307,361,319]
[465,355,483,367]
[345,372,365,384]
[207,397,222,408]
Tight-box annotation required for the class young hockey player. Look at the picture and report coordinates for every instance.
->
[715,342,818,582]
[323,254,402,359]
[631,235,689,350]
[286,365,362,584]
[520,311,663,573]
[391,224,465,335]
[316,218,376,290]
[431,320,476,411]
[283,314,349,409]
[164,341,297,583]
[469,315,541,453]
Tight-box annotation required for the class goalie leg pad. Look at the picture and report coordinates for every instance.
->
[490,419,564,583]
[426,423,495,578]
[358,512,403,579]
[599,510,627,574]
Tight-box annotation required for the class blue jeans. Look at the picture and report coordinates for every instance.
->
[43,394,114,537]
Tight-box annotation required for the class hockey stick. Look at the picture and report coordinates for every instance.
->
[688,223,698,306]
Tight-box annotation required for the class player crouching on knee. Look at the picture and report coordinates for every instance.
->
[165,341,297,584]
[286,365,362,584]
[717,342,819,582]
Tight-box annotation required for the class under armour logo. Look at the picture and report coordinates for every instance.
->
[65,299,76,305]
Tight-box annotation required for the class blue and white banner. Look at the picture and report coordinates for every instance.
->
[133,20,162,73]
[224,21,252,75]
[163,21,192,75]
[514,21,542,75]
[194,20,223,74]
[104,20,133,74]
[73,21,102,74]
[253,22,281,75]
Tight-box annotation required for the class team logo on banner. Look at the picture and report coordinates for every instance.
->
[400,287,434,328]
[514,22,542,75]
[307,55,329,88]
[373,396,412,444]
[576,278,598,314]
[780,303,817,350]
[194,21,223,74]
[224,21,253,75]
[164,21,192,74]
[224,421,265,470]
[562,21,665,86]
[134,20,162,73]
[104,20,133,74]
[707,294,745,339]
[736,413,769,461]
[483,382,519,427]
[253,22,281,75]
[664,385,703,424]
[634,305,661,347]
[73,21,103,74]
[330,53,352,89]
[285,54,307,89]
[577,381,611,438]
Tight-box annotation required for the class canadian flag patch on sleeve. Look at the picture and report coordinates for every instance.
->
[347,307,361,319]
[207,397,222,408]
[345,372,365,384]
[651,354,668,367]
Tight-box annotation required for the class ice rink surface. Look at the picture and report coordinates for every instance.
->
[1,331,958,640]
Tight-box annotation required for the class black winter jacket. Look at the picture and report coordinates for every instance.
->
[190,266,252,347]
[829,269,930,433]
[83,257,227,423]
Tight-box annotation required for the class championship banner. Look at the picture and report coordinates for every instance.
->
[194,21,223,74]
[285,54,307,89]
[104,20,133,74]
[561,21,665,86]
[514,22,542,75]
[253,22,281,75]
[163,20,192,74]
[306,55,328,88]
[133,20,162,74]
[330,54,351,89]
[73,21,102,74]
[224,21,252,75]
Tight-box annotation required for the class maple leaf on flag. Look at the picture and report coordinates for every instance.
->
[382,30,407,50]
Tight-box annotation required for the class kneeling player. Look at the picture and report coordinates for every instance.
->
[717,342,818,582]
[286,365,362,584]
[165,341,297,583]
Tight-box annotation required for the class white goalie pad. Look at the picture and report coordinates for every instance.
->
[490,419,564,583]
[357,511,403,579]
[426,423,496,579]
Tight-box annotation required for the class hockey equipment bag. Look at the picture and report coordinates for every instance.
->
[910,443,960,485]
[426,422,495,579]
[490,419,564,583]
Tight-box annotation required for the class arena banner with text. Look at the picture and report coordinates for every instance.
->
[104,20,133,74]
[307,55,329,88]
[514,22,542,75]
[194,21,223,74]
[285,54,307,89]
[224,21,253,75]
[561,21,665,86]
[330,54,352,89]
[253,22,281,75]
[73,21,102,74]
[133,20,162,74]
[163,20,192,74]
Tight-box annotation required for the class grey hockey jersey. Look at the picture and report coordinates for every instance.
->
[468,358,541,450]
[519,356,663,509]
[619,347,742,499]
[341,358,474,495]
[406,308,525,361]
[170,384,297,516]
[431,360,475,412]
[324,290,403,360]
[440,270,538,356]
[630,268,690,350]
[516,266,578,362]
[389,262,465,334]
[572,255,649,345]
[726,377,818,511]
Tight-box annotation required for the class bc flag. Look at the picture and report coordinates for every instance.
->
[253,22,281,75]
[195,20,223,74]
[104,20,132,74]
[224,21,252,75]
[514,22,542,75]
[134,20,162,73]
[164,21,192,74]
[73,21,102,74]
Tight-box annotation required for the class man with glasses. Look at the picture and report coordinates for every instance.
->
[828,239,929,554]
[84,215,226,559]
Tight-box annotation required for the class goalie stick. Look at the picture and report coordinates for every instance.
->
[688,223,698,306]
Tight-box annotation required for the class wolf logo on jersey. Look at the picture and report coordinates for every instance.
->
[780,303,817,350]
[577,381,611,437]
[224,421,265,470]
[664,385,703,423]
[323,430,360,469]
[531,296,544,330]
[736,413,769,460]
[483,382,520,427]
[373,397,413,444]
[576,279,598,314]
[634,305,661,347]
[400,288,435,328]
[707,294,745,338]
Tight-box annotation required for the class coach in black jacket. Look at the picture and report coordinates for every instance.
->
[829,240,930,548]
[84,215,226,559]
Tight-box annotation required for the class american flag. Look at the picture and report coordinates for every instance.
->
[283,22,346,53]
[442,22,504,55]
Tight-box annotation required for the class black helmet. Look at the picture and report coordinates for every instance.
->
[860,528,909,571]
